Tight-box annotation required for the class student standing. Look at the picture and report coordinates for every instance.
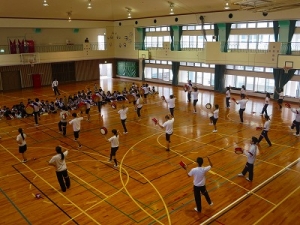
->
[209,104,219,133]
[240,85,246,97]
[69,113,83,148]
[32,98,41,126]
[105,129,120,168]
[258,115,272,146]
[225,87,231,108]
[288,104,300,137]
[48,146,70,192]
[16,128,27,163]
[136,94,143,120]
[157,114,174,151]
[118,105,128,134]
[52,78,60,96]
[191,87,199,113]
[164,95,176,117]
[238,136,258,181]
[187,80,193,102]
[186,157,213,212]
[58,106,69,136]
[275,88,284,110]
[235,94,248,123]
[260,93,270,116]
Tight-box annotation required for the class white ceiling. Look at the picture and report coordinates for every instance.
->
[0,0,299,21]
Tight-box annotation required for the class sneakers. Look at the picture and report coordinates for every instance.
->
[193,111,197,114]
[238,173,244,177]
[114,165,118,168]
[293,133,300,137]
[107,159,112,163]
[123,132,128,134]
[210,202,214,206]
[209,123,213,125]
[212,130,217,133]
[21,160,27,163]
[246,177,252,182]
[78,145,82,149]
[194,207,199,212]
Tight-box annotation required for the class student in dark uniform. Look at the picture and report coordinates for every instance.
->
[258,115,272,146]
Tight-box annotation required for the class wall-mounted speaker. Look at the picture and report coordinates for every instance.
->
[135,21,138,25]
[199,16,204,21]
[175,18,178,22]
[228,13,233,19]
[34,28,41,33]
[73,28,79,33]
[119,22,122,26]
[154,19,157,23]
[262,12,268,17]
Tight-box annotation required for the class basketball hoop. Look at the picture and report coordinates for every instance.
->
[283,67,291,74]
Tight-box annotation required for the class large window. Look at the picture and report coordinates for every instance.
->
[144,67,173,82]
[97,35,106,50]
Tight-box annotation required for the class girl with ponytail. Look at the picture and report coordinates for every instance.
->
[16,128,27,163]
[106,129,120,168]
[49,146,70,192]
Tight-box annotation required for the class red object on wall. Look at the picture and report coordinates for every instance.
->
[32,74,41,88]
[26,40,35,53]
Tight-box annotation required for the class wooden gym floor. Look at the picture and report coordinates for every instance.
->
[0,78,299,225]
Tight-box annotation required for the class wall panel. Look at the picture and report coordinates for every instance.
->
[75,60,100,81]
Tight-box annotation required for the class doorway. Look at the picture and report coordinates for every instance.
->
[99,63,112,78]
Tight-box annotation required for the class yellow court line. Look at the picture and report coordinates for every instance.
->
[135,170,171,225]
[61,166,130,225]
[0,166,51,179]
[0,144,101,225]
[67,170,108,198]
[253,185,300,225]
[119,132,169,225]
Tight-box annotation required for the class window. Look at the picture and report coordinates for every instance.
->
[196,72,203,84]
[203,73,212,86]
[236,76,246,88]
[284,81,300,97]
[97,35,106,50]
[255,78,266,92]
[246,77,254,91]
[188,71,196,83]
[257,22,268,28]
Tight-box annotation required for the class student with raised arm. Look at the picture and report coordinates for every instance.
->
[157,114,174,151]
[186,157,213,212]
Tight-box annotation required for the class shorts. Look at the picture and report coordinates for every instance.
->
[193,99,198,106]
[74,130,80,139]
[143,93,148,98]
[166,133,173,142]
[278,99,283,104]
[110,147,119,156]
[210,117,218,125]
[19,145,27,153]
[85,108,90,114]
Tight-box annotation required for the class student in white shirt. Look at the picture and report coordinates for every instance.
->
[260,93,270,116]
[209,104,219,133]
[238,136,258,181]
[225,87,231,108]
[158,114,174,151]
[69,113,83,148]
[52,78,60,96]
[257,115,272,146]
[191,87,199,113]
[235,94,249,123]
[275,88,284,110]
[289,104,300,137]
[136,94,143,120]
[16,128,27,163]
[164,95,176,117]
[240,85,246,97]
[186,157,213,212]
[142,84,149,104]
[118,105,128,134]
[187,80,193,102]
[105,129,120,168]
[58,106,69,136]
[48,146,70,192]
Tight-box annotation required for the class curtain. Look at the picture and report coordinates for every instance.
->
[170,26,174,51]
[171,62,180,86]
[214,65,226,92]
[141,59,146,81]
[287,20,296,55]
[141,28,146,50]
[214,24,219,41]
[224,23,232,52]
[178,26,183,51]
[273,68,296,99]
[273,21,279,42]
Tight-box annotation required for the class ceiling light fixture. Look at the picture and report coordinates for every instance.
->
[169,3,175,15]
[43,0,49,7]
[224,1,230,10]
[126,8,132,18]
[87,0,92,9]
[67,11,72,22]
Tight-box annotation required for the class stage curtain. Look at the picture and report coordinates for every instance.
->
[170,26,174,51]
[273,68,296,99]
[287,20,296,55]
[214,24,219,41]
[273,21,279,42]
